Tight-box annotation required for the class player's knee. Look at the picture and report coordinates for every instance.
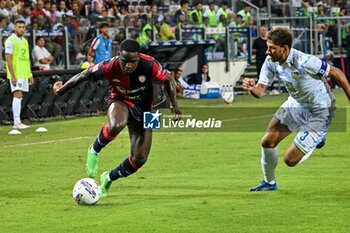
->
[261,137,278,148]
[108,121,127,135]
[132,155,148,167]
[283,155,298,167]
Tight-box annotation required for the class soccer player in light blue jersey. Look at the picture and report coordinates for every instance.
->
[243,27,350,191]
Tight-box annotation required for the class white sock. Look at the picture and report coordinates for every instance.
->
[261,146,278,184]
[90,146,97,154]
[297,149,314,165]
[106,173,111,181]
[12,97,22,125]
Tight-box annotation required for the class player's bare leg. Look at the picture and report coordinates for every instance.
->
[100,122,152,197]
[284,143,306,167]
[86,101,128,178]
[250,117,291,191]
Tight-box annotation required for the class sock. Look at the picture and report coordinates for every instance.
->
[109,157,140,181]
[297,149,314,165]
[261,146,278,184]
[106,173,111,181]
[12,97,22,125]
[92,124,116,153]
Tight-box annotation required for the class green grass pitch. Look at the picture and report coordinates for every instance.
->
[0,90,349,233]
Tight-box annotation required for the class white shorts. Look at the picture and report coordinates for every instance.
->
[274,97,333,154]
[10,78,29,93]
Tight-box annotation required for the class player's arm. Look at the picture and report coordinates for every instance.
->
[87,47,95,60]
[328,66,350,102]
[242,78,267,98]
[163,73,182,120]
[53,69,90,96]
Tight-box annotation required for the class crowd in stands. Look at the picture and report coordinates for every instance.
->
[0,0,350,69]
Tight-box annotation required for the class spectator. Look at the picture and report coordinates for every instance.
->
[0,13,6,29]
[248,16,258,38]
[105,0,118,17]
[253,25,268,76]
[175,14,188,40]
[174,0,189,23]
[48,2,60,27]
[31,0,46,19]
[117,0,130,13]
[81,51,94,69]
[160,15,175,41]
[43,0,51,17]
[188,63,211,85]
[173,66,187,97]
[216,0,233,22]
[315,2,327,32]
[148,4,163,25]
[19,2,31,26]
[5,19,33,130]
[203,1,217,27]
[136,24,152,46]
[237,4,251,24]
[88,22,112,64]
[189,1,203,26]
[32,37,54,70]
[0,0,10,18]
[91,0,104,17]
[116,6,128,21]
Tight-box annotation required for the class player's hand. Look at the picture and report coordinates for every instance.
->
[171,106,182,121]
[53,81,63,96]
[11,76,17,86]
[242,78,256,91]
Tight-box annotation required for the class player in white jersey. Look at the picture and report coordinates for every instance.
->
[243,27,350,191]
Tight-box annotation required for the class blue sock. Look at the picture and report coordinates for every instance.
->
[109,157,139,181]
[92,124,116,153]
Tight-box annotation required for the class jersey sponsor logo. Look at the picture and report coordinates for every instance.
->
[143,110,161,129]
[291,72,301,79]
[138,75,146,83]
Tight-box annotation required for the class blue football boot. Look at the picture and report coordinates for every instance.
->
[249,180,278,192]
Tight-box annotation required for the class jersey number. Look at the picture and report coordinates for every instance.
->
[299,131,309,141]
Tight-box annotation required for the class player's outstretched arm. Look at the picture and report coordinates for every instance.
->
[242,77,267,98]
[163,74,181,120]
[53,69,90,96]
[328,66,350,102]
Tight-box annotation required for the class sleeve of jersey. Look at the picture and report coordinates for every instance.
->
[152,60,168,81]
[301,55,330,79]
[90,38,100,50]
[87,62,104,81]
[258,58,275,86]
[4,39,14,54]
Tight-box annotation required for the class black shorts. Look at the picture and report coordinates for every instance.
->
[108,99,152,124]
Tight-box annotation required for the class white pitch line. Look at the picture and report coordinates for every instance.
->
[0,136,95,149]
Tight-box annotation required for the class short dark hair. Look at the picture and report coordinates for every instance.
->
[221,1,229,6]
[120,39,140,53]
[267,27,293,48]
[35,36,44,43]
[99,22,109,29]
[180,0,189,6]
[14,19,26,25]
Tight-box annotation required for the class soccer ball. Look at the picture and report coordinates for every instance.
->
[72,178,101,205]
[222,92,234,104]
